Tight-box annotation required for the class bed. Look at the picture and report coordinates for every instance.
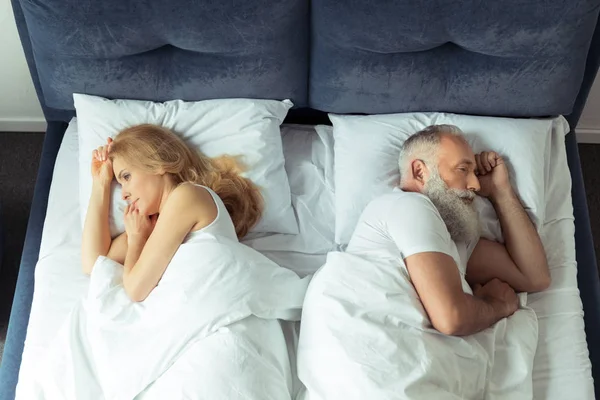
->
[1,0,600,399]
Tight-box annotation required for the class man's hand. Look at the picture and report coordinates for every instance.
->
[473,278,519,319]
[475,151,512,200]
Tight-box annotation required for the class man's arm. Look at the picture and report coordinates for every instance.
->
[407,251,518,336]
[468,152,550,293]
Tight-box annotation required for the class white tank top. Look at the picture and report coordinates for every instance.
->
[183,184,238,243]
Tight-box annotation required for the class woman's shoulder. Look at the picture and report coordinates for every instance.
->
[172,182,209,197]
[168,183,218,222]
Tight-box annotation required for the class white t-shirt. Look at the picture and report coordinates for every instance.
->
[347,188,477,294]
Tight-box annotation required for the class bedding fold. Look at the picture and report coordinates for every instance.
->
[25,233,310,400]
[297,251,538,400]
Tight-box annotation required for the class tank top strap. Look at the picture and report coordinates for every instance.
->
[185,184,238,242]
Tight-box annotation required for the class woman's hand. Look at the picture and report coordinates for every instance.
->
[124,203,158,244]
[91,138,114,186]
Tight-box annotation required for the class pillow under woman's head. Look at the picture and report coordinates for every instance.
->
[75,93,297,238]
[108,124,263,239]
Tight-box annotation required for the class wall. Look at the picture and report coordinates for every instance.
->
[0,0,45,132]
[0,0,599,137]
[577,78,600,143]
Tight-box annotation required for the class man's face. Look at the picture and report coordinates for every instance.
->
[422,136,480,243]
[435,135,480,194]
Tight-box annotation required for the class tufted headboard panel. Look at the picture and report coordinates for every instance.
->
[12,0,600,123]
[309,0,600,117]
[14,0,309,121]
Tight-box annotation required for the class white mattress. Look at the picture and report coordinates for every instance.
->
[17,119,593,399]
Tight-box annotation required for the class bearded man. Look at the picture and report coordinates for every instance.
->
[347,124,550,335]
[296,125,550,400]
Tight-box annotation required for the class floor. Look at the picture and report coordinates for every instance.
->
[0,132,599,365]
[580,144,600,263]
[0,133,45,363]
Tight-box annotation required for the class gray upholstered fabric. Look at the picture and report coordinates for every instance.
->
[310,0,600,116]
[16,0,600,119]
[20,0,309,111]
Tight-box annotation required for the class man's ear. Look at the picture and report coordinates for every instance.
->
[411,159,428,185]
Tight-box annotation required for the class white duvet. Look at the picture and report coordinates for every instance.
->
[297,250,538,400]
[27,233,310,400]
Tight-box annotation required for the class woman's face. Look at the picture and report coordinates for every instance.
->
[112,156,166,216]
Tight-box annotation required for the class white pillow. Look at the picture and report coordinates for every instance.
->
[75,93,298,237]
[331,112,561,245]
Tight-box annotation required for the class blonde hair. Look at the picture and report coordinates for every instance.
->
[109,124,263,239]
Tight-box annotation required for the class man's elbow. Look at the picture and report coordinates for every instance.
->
[431,309,466,336]
[528,273,551,292]
[524,258,551,292]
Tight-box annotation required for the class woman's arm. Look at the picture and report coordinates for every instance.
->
[81,182,112,274]
[107,232,128,265]
[81,139,115,274]
[122,184,216,302]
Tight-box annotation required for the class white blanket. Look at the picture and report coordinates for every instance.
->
[297,251,539,400]
[28,234,310,400]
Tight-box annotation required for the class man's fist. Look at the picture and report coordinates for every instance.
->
[473,278,519,319]
[474,151,512,200]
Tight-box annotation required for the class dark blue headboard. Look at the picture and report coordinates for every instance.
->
[12,0,600,128]
[12,0,309,122]
[310,0,600,118]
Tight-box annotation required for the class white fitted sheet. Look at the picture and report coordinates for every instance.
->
[17,119,593,399]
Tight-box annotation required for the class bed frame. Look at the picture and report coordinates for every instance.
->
[2,0,600,398]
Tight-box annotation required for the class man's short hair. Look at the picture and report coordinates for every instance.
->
[398,124,464,185]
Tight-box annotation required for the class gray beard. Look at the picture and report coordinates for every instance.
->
[423,171,480,243]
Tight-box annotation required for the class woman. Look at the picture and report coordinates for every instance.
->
[32,124,306,399]
[81,123,263,302]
